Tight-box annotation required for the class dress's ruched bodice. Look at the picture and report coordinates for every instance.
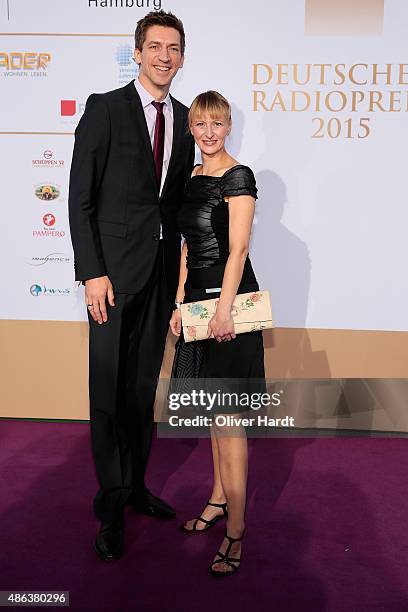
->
[178,165,258,270]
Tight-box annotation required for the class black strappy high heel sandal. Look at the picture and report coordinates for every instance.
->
[210,529,244,577]
[180,501,228,533]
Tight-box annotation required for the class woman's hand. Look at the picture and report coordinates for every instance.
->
[170,308,182,336]
[208,311,236,342]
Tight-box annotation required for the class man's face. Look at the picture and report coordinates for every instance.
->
[134,25,184,91]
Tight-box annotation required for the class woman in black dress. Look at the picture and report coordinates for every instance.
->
[169,91,265,577]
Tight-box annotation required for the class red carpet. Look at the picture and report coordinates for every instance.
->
[0,420,407,611]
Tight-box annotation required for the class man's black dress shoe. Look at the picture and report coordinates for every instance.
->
[129,489,176,519]
[94,519,124,561]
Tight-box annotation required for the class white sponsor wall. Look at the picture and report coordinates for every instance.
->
[1,0,407,330]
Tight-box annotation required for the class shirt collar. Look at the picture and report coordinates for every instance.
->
[134,77,172,113]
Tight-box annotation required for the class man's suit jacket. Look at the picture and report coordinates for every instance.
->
[68,80,195,300]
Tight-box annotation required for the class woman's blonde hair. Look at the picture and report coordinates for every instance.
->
[188,90,231,126]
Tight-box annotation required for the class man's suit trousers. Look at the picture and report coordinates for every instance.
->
[88,243,171,521]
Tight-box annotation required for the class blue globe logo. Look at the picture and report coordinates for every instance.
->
[30,284,42,296]
[116,45,133,67]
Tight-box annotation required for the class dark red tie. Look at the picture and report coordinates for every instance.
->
[152,101,165,185]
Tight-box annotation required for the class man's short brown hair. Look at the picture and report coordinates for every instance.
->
[135,10,185,55]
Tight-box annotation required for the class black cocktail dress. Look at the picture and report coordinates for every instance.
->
[170,165,265,410]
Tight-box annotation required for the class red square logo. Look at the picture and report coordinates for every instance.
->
[60,100,76,116]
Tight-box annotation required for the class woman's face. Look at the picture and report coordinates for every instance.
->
[190,112,231,156]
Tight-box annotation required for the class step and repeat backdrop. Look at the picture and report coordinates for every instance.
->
[1,0,408,425]
[1,0,407,331]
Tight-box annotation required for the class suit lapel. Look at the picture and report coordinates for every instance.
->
[160,95,183,200]
[124,81,158,193]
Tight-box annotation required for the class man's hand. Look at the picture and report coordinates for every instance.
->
[85,276,115,324]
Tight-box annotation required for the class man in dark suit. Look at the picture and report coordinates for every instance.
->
[68,10,194,561]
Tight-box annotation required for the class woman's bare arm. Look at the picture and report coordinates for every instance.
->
[209,194,255,341]
[176,240,188,303]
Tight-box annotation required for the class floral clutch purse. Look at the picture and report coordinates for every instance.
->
[180,290,273,342]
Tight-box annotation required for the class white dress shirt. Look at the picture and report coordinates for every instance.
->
[134,77,173,196]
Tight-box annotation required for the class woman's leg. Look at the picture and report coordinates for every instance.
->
[209,427,228,501]
[182,428,227,530]
[211,424,247,573]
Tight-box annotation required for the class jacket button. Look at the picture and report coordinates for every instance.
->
[153,233,159,241]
